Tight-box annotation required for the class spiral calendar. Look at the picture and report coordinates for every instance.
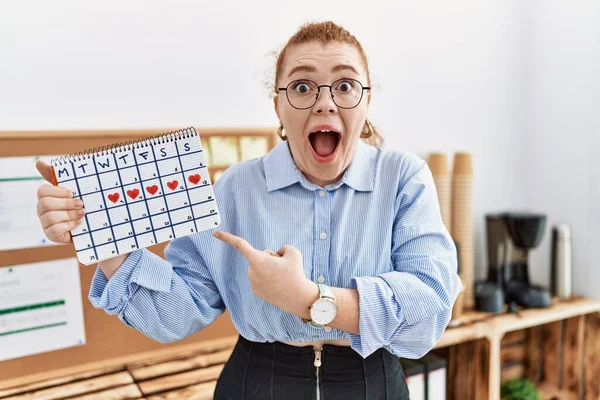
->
[50,127,221,265]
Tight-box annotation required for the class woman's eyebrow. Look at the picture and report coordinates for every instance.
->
[288,65,317,77]
[332,64,359,75]
[287,64,360,78]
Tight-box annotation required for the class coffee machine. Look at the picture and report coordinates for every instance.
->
[476,212,552,312]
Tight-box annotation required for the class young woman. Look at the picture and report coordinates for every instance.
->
[35,21,460,399]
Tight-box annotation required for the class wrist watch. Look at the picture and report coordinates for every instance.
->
[304,283,337,329]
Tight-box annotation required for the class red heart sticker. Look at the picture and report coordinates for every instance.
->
[107,193,120,203]
[127,189,140,199]
[188,174,201,185]
[146,185,159,195]
[167,180,178,191]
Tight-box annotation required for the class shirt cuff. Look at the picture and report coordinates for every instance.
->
[88,249,173,314]
[347,275,405,358]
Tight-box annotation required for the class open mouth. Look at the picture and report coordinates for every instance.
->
[308,129,341,162]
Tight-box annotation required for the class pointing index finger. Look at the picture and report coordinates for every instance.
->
[213,231,258,260]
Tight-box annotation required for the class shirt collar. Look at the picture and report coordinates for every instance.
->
[263,139,377,193]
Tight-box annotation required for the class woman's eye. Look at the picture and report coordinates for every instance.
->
[294,83,311,94]
[337,81,353,92]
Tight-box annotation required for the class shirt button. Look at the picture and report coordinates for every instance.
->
[319,232,327,240]
[319,190,326,197]
[317,275,325,283]
[324,326,332,332]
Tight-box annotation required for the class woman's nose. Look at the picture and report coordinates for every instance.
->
[313,89,337,114]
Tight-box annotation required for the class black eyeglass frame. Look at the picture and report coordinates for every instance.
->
[277,78,371,110]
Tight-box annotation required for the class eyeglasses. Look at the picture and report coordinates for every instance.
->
[278,78,370,110]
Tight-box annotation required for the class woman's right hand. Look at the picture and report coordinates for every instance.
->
[36,160,85,244]
[36,160,127,278]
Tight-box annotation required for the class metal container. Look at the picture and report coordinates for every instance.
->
[550,223,572,298]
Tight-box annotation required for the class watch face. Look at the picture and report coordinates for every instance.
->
[310,298,337,325]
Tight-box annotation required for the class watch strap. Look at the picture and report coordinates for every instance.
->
[318,283,335,300]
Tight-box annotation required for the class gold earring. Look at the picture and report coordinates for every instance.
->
[361,120,373,139]
[277,124,287,140]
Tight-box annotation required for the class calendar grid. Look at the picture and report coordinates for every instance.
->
[73,197,217,240]
[93,156,120,257]
[54,128,221,265]
[73,162,98,261]
[75,183,211,218]
[113,152,142,250]
[132,150,201,169]
[55,162,207,189]
[175,140,198,232]
[150,145,175,235]
[129,149,158,245]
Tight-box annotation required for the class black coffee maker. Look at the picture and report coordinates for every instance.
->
[476,212,552,312]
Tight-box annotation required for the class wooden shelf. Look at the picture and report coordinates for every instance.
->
[437,296,600,348]
[488,297,600,334]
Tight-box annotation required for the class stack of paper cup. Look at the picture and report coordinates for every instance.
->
[427,153,452,232]
[451,153,474,309]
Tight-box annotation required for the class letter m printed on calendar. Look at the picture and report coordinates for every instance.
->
[52,128,221,265]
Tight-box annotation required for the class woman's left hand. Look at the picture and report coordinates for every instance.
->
[213,231,316,317]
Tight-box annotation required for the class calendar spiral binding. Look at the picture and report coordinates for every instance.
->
[50,126,199,166]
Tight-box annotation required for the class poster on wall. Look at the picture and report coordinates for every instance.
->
[0,155,59,251]
[0,258,86,361]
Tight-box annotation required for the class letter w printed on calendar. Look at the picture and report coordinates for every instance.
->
[50,127,221,265]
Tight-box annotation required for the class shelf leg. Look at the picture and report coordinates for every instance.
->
[488,334,502,400]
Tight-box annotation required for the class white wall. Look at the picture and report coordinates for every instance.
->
[5,1,594,298]
[526,1,600,299]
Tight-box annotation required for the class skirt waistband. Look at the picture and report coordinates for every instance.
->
[237,334,385,360]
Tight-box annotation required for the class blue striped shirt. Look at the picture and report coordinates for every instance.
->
[89,139,461,359]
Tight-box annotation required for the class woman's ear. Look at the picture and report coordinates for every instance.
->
[273,96,280,120]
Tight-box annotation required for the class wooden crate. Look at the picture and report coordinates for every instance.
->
[497,314,600,400]
[500,330,527,383]
[0,337,237,400]
[442,297,600,400]
[524,313,600,400]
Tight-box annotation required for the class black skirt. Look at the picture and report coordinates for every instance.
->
[214,335,410,400]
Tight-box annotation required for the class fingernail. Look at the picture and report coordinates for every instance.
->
[76,209,85,217]
[75,199,84,208]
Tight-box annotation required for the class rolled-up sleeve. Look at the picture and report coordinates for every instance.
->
[348,162,461,358]
[88,235,225,343]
